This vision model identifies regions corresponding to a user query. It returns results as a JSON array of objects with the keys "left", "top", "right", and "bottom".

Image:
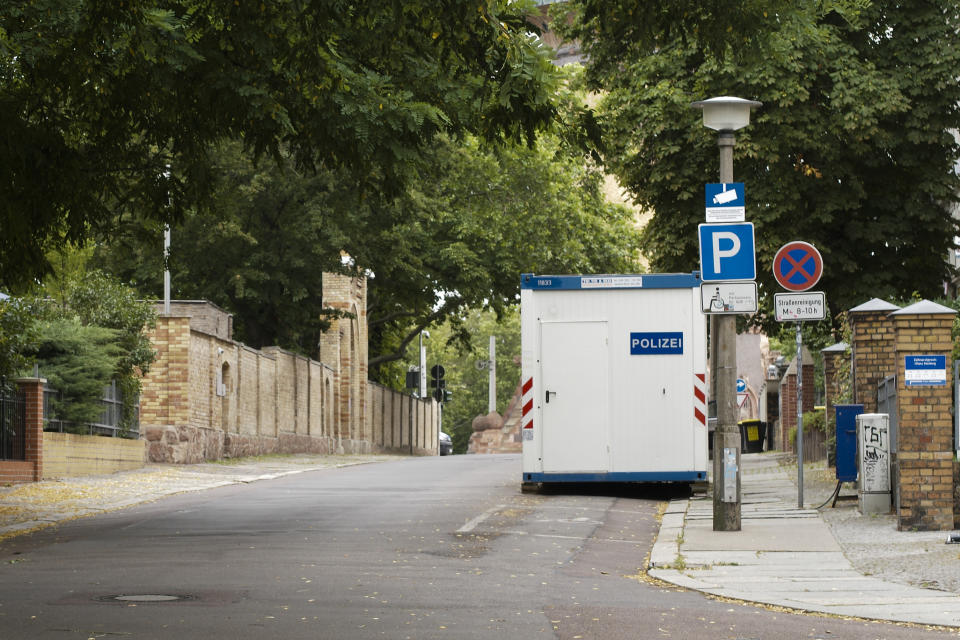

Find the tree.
[
  {"left": 0, "top": 297, "right": 37, "bottom": 387},
  {"left": 96, "top": 125, "right": 643, "bottom": 366},
  {"left": 0, "top": 0, "right": 560, "bottom": 290},
  {"left": 30, "top": 268, "right": 156, "bottom": 433},
  {"left": 410, "top": 307, "right": 521, "bottom": 455},
  {"left": 364, "top": 129, "right": 642, "bottom": 372},
  {"left": 30, "top": 318, "right": 123, "bottom": 431},
  {"left": 558, "top": 1, "right": 960, "bottom": 333}
]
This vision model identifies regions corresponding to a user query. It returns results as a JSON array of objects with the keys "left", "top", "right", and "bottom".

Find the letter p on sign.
[
  {"left": 698, "top": 222, "right": 756, "bottom": 282},
  {"left": 712, "top": 231, "right": 740, "bottom": 273}
]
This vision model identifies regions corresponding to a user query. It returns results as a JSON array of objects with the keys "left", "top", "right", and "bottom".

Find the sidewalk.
[
  {"left": 0, "top": 453, "right": 402, "bottom": 542},
  {"left": 649, "top": 452, "right": 960, "bottom": 627}
]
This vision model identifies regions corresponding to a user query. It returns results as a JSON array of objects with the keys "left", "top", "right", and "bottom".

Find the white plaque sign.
[
  {"left": 774, "top": 291, "right": 826, "bottom": 322},
  {"left": 700, "top": 282, "right": 758, "bottom": 314}
]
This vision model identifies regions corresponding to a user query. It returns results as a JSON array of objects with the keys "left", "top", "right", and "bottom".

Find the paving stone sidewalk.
[
  {"left": 649, "top": 452, "right": 960, "bottom": 628},
  {"left": 0, "top": 454, "right": 402, "bottom": 541}
]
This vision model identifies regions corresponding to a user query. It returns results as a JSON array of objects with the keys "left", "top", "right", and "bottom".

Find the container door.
[{"left": 540, "top": 321, "right": 609, "bottom": 473}]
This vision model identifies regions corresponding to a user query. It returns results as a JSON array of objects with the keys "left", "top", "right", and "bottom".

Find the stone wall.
[
  {"left": 141, "top": 298, "right": 437, "bottom": 463},
  {"left": 367, "top": 383, "right": 439, "bottom": 455},
  {"left": 153, "top": 300, "right": 233, "bottom": 340},
  {"left": 468, "top": 382, "right": 523, "bottom": 454}
]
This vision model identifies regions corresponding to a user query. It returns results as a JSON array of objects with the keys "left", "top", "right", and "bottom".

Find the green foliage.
[
  {"left": 804, "top": 408, "right": 827, "bottom": 435},
  {"left": 31, "top": 318, "right": 122, "bottom": 430},
  {"left": 30, "top": 269, "right": 155, "bottom": 434},
  {"left": 365, "top": 128, "right": 642, "bottom": 373},
  {"left": 0, "top": 0, "right": 561, "bottom": 291},
  {"left": 833, "top": 312, "right": 854, "bottom": 404},
  {"left": 419, "top": 307, "right": 522, "bottom": 454},
  {"left": 96, "top": 121, "right": 642, "bottom": 365},
  {"left": 556, "top": 1, "right": 867, "bottom": 69},
  {"left": 788, "top": 409, "right": 827, "bottom": 447},
  {"left": 96, "top": 141, "right": 342, "bottom": 354},
  {"left": 0, "top": 297, "right": 37, "bottom": 386},
  {"left": 560, "top": 1, "right": 960, "bottom": 338}
]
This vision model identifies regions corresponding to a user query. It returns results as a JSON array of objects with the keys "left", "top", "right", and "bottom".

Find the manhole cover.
[{"left": 98, "top": 594, "right": 196, "bottom": 603}]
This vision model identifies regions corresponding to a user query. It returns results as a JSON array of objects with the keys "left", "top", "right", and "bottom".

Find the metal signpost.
[
  {"left": 772, "top": 240, "right": 825, "bottom": 508},
  {"left": 693, "top": 96, "right": 761, "bottom": 533}
]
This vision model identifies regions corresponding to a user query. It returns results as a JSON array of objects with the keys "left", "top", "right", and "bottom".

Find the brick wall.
[
  {"left": 366, "top": 383, "right": 439, "bottom": 455},
  {"left": 892, "top": 304, "right": 956, "bottom": 531},
  {"left": 0, "top": 378, "right": 45, "bottom": 484},
  {"left": 42, "top": 432, "right": 146, "bottom": 479},
  {"left": 140, "top": 276, "right": 432, "bottom": 463},
  {"left": 155, "top": 300, "right": 232, "bottom": 340},
  {"left": 320, "top": 272, "right": 368, "bottom": 447},
  {"left": 849, "top": 299, "right": 900, "bottom": 412},
  {"left": 777, "top": 350, "right": 815, "bottom": 452}
]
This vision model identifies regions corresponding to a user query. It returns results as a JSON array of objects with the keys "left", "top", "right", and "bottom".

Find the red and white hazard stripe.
[
  {"left": 521, "top": 377, "right": 534, "bottom": 430},
  {"left": 694, "top": 373, "right": 707, "bottom": 428}
]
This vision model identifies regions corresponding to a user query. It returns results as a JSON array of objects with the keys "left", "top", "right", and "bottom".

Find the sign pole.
[
  {"left": 712, "top": 130, "right": 741, "bottom": 532},
  {"left": 796, "top": 321, "right": 804, "bottom": 508},
  {"left": 488, "top": 335, "right": 496, "bottom": 414}
]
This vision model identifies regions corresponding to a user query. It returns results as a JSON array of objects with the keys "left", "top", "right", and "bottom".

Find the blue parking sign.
[{"left": 698, "top": 223, "right": 756, "bottom": 282}]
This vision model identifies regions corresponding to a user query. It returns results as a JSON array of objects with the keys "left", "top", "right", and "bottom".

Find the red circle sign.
[{"left": 772, "top": 241, "right": 823, "bottom": 291}]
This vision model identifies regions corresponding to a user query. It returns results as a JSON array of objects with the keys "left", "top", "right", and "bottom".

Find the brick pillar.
[
  {"left": 849, "top": 298, "right": 901, "bottom": 413},
  {"left": 892, "top": 300, "right": 956, "bottom": 531},
  {"left": 18, "top": 377, "right": 46, "bottom": 481},
  {"left": 777, "top": 347, "right": 815, "bottom": 452},
  {"left": 139, "top": 316, "right": 192, "bottom": 462},
  {"left": 821, "top": 342, "right": 849, "bottom": 463}
]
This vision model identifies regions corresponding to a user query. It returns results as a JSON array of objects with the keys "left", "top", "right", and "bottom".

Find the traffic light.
[
  {"left": 405, "top": 369, "right": 419, "bottom": 390},
  {"left": 430, "top": 365, "right": 447, "bottom": 403},
  {"left": 429, "top": 364, "right": 445, "bottom": 389}
]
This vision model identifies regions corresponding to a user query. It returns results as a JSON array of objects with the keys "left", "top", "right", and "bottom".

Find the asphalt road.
[{"left": 0, "top": 454, "right": 955, "bottom": 639}]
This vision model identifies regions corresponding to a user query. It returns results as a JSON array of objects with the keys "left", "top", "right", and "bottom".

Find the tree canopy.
[
  {"left": 0, "top": 0, "right": 560, "bottom": 290},
  {"left": 558, "top": 0, "right": 960, "bottom": 331},
  {"left": 95, "top": 121, "right": 643, "bottom": 370},
  {"left": 28, "top": 267, "right": 156, "bottom": 433}
]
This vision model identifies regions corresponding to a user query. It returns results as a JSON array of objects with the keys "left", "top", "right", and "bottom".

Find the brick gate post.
[
  {"left": 848, "top": 298, "right": 901, "bottom": 413},
  {"left": 891, "top": 300, "right": 956, "bottom": 531},
  {"left": 17, "top": 377, "right": 46, "bottom": 481}
]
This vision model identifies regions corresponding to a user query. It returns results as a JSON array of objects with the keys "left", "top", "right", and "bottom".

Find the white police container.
[{"left": 520, "top": 273, "right": 708, "bottom": 486}]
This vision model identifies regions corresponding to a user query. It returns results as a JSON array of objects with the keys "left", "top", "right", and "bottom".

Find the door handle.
[{"left": 545, "top": 390, "right": 556, "bottom": 403}]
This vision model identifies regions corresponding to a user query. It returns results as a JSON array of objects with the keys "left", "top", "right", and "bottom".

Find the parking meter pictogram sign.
[{"left": 773, "top": 241, "right": 822, "bottom": 291}]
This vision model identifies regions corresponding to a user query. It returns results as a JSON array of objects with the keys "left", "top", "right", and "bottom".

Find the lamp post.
[
  {"left": 691, "top": 96, "right": 761, "bottom": 532},
  {"left": 419, "top": 330, "right": 430, "bottom": 398}
]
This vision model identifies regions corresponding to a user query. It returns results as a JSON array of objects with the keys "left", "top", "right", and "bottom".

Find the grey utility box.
[{"left": 857, "top": 413, "right": 891, "bottom": 514}]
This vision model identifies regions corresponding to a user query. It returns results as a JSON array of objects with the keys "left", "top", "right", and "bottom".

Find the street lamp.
[
  {"left": 419, "top": 330, "right": 430, "bottom": 398},
  {"left": 691, "top": 96, "right": 761, "bottom": 532}
]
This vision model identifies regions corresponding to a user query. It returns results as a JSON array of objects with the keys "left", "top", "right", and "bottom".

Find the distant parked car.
[{"left": 439, "top": 431, "right": 453, "bottom": 456}]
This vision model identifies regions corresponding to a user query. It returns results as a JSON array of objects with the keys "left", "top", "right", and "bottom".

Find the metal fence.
[
  {"left": 877, "top": 374, "right": 898, "bottom": 453},
  {"left": 43, "top": 381, "right": 139, "bottom": 438},
  {"left": 0, "top": 388, "right": 26, "bottom": 460}
]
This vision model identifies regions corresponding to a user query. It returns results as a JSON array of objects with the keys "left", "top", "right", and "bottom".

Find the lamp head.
[{"left": 691, "top": 96, "right": 762, "bottom": 132}]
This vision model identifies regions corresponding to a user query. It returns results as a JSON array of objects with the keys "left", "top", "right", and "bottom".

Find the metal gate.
[
  {"left": 0, "top": 389, "right": 26, "bottom": 461},
  {"left": 877, "top": 375, "right": 898, "bottom": 453}
]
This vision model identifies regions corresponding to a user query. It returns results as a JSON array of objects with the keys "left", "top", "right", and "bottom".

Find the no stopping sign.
[{"left": 772, "top": 241, "right": 823, "bottom": 291}]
